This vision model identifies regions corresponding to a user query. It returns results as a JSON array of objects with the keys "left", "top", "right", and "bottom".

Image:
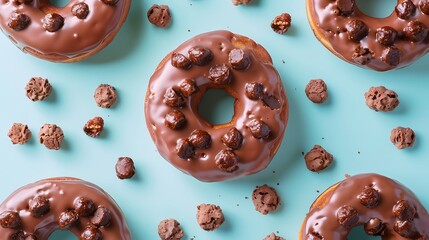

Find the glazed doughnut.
[
  {"left": 306, "top": 0, "right": 429, "bottom": 71},
  {"left": 144, "top": 30, "right": 289, "bottom": 182},
  {"left": 0, "top": 177, "right": 130, "bottom": 239},
  {"left": 300, "top": 173, "right": 429, "bottom": 239},
  {"left": 0, "top": 0, "right": 131, "bottom": 62}
]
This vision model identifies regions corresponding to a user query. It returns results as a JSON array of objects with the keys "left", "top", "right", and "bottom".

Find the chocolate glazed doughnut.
[
  {"left": 306, "top": 0, "right": 429, "bottom": 71},
  {"left": 300, "top": 173, "right": 429, "bottom": 239},
  {"left": 0, "top": 0, "right": 131, "bottom": 62},
  {"left": 144, "top": 30, "right": 289, "bottom": 182},
  {"left": 0, "top": 177, "right": 131, "bottom": 239}
]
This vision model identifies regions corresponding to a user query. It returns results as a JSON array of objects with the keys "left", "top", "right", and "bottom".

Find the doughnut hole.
[
  {"left": 348, "top": 225, "right": 382, "bottom": 239},
  {"left": 49, "top": 230, "right": 78, "bottom": 240},
  {"left": 50, "top": 0, "right": 69, "bottom": 7},
  {"left": 355, "top": 0, "right": 397, "bottom": 18},
  {"left": 198, "top": 89, "right": 236, "bottom": 125}
]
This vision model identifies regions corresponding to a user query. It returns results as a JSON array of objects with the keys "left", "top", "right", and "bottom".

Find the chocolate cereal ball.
[
  {"left": 364, "top": 86, "right": 399, "bottom": 112},
  {"left": 25, "top": 77, "right": 52, "bottom": 101},
  {"left": 115, "top": 157, "right": 135, "bottom": 179},
  {"left": 7, "top": 123, "right": 31, "bottom": 144},
  {"left": 147, "top": 4, "right": 171, "bottom": 28},
  {"left": 390, "top": 127, "right": 415, "bottom": 149},
  {"left": 304, "top": 145, "right": 333, "bottom": 172},
  {"left": 94, "top": 84, "right": 117, "bottom": 108},
  {"left": 263, "top": 233, "right": 285, "bottom": 240},
  {"left": 252, "top": 184, "right": 280, "bottom": 215},
  {"left": 196, "top": 204, "right": 224, "bottom": 231},
  {"left": 305, "top": 79, "right": 328, "bottom": 104},
  {"left": 271, "top": 13, "right": 292, "bottom": 34},
  {"left": 232, "top": 0, "right": 252, "bottom": 5},
  {"left": 158, "top": 219, "right": 184, "bottom": 240},
  {"left": 38, "top": 124, "right": 64, "bottom": 150}
]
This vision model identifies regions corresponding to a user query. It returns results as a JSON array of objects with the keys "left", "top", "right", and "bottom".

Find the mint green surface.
[{"left": 1, "top": 0, "right": 428, "bottom": 239}]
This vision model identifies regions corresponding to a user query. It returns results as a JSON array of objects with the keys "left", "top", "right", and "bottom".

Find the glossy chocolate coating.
[
  {"left": 144, "top": 30, "right": 289, "bottom": 182},
  {"left": 301, "top": 173, "right": 429, "bottom": 239},
  {"left": 307, "top": 0, "right": 429, "bottom": 71},
  {"left": 0, "top": 0, "right": 131, "bottom": 61},
  {"left": 0, "top": 178, "right": 130, "bottom": 239}
]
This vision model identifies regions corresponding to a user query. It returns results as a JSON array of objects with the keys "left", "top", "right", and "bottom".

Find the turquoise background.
[{"left": 1, "top": 0, "right": 428, "bottom": 239}]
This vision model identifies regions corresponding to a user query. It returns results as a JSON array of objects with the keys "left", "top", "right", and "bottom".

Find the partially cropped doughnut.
[
  {"left": 300, "top": 173, "right": 429, "bottom": 239},
  {"left": 0, "top": 177, "right": 130, "bottom": 239},
  {"left": 144, "top": 30, "right": 289, "bottom": 182},
  {"left": 0, "top": 0, "right": 131, "bottom": 62},
  {"left": 306, "top": 0, "right": 429, "bottom": 71}
]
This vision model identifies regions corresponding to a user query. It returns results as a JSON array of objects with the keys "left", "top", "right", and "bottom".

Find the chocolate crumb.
[
  {"left": 83, "top": 116, "right": 104, "bottom": 138},
  {"left": 25, "top": 77, "right": 52, "bottom": 101},
  {"left": 94, "top": 84, "right": 117, "bottom": 108},
  {"left": 147, "top": 4, "right": 171, "bottom": 28},
  {"left": 271, "top": 13, "right": 292, "bottom": 34},
  {"left": 364, "top": 86, "right": 399, "bottom": 112},
  {"left": 263, "top": 233, "right": 285, "bottom": 240},
  {"left": 232, "top": 0, "right": 252, "bottom": 5},
  {"left": 196, "top": 204, "right": 224, "bottom": 231},
  {"left": 305, "top": 79, "right": 328, "bottom": 104},
  {"left": 304, "top": 145, "right": 333, "bottom": 172},
  {"left": 115, "top": 157, "right": 135, "bottom": 179},
  {"left": 158, "top": 219, "right": 184, "bottom": 240},
  {"left": 390, "top": 127, "right": 415, "bottom": 149},
  {"left": 38, "top": 124, "right": 64, "bottom": 150},
  {"left": 352, "top": 46, "right": 373, "bottom": 65},
  {"left": 8, "top": 123, "right": 31, "bottom": 144},
  {"left": 252, "top": 184, "right": 280, "bottom": 215}
]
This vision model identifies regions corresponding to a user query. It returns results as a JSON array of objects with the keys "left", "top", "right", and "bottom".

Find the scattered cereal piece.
[
  {"left": 252, "top": 185, "right": 280, "bottom": 215},
  {"left": 305, "top": 79, "right": 328, "bottom": 104},
  {"left": 25, "top": 77, "right": 52, "bottom": 101},
  {"left": 94, "top": 84, "right": 117, "bottom": 108},
  {"left": 364, "top": 86, "right": 399, "bottom": 112},
  {"left": 390, "top": 127, "right": 415, "bottom": 149},
  {"left": 147, "top": 4, "right": 171, "bottom": 28},
  {"left": 304, "top": 145, "right": 333, "bottom": 172},
  {"left": 232, "top": 0, "right": 252, "bottom": 5},
  {"left": 38, "top": 124, "right": 64, "bottom": 150},
  {"left": 271, "top": 13, "right": 292, "bottom": 34},
  {"left": 263, "top": 233, "right": 285, "bottom": 240},
  {"left": 196, "top": 204, "right": 224, "bottom": 231},
  {"left": 158, "top": 219, "right": 184, "bottom": 240},
  {"left": 83, "top": 116, "right": 104, "bottom": 138},
  {"left": 115, "top": 157, "right": 135, "bottom": 179},
  {"left": 8, "top": 123, "right": 31, "bottom": 144}
]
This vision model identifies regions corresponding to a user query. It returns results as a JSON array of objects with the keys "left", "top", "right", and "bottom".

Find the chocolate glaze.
[
  {"left": 0, "top": 178, "right": 131, "bottom": 239},
  {"left": 307, "top": 0, "right": 429, "bottom": 71},
  {"left": 0, "top": 0, "right": 131, "bottom": 61},
  {"left": 301, "top": 173, "right": 429, "bottom": 239},
  {"left": 144, "top": 30, "right": 289, "bottom": 182}
]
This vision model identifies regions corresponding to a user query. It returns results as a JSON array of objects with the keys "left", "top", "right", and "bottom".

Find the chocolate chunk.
[
  {"left": 263, "top": 233, "right": 285, "bottom": 240},
  {"left": 42, "top": 13, "right": 64, "bottom": 32},
  {"left": 376, "top": 26, "right": 398, "bottom": 46},
  {"left": 358, "top": 186, "right": 380, "bottom": 208},
  {"left": 178, "top": 78, "right": 197, "bottom": 97},
  {"left": 352, "top": 46, "right": 373, "bottom": 65},
  {"left": 304, "top": 145, "right": 333, "bottom": 172},
  {"left": 0, "top": 211, "right": 21, "bottom": 229},
  {"left": 403, "top": 21, "right": 428, "bottom": 42},
  {"left": 420, "top": 0, "right": 429, "bottom": 14},
  {"left": 29, "top": 196, "right": 50, "bottom": 217},
  {"left": 165, "top": 110, "right": 187, "bottom": 130},
  {"left": 188, "top": 130, "right": 211, "bottom": 149},
  {"left": 215, "top": 149, "right": 238, "bottom": 172},
  {"left": 93, "top": 84, "right": 117, "bottom": 108},
  {"left": 38, "top": 124, "right": 64, "bottom": 150},
  {"left": 393, "top": 220, "right": 420, "bottom": 238},
  {"left": 221, "top": 127, "right": 243, "bottom": 149},
  {"left": 246, "top": 119, "right": 270, "bottom": 139},
  {"left": 176, "top": 138, "right": 195, "bottom": 159},
  {"left": 305, "top": 79, "right": 328, "bottom": 104},
  {"left": 396, "top": 0, "right": 416, "bottom": 19},
  {"left": 164, "top": 88, "right": 185, "bottom": 107},
  {"left": 8, "top": 12, "right": 30, "bottom": 31},
  {"left": 364, "top": 86, "right": 399, "bottom": 112},
  {"left": 364, "top": 218, "right": 385, "bottom": 236},
  {"left": 90, "top": 207, "right": 111, "bottom": 227},
  {"left": 115, "top": 157, "right": 136, "bottom": 179},
  {"left": 73, "top": 197, "right": 96, "bottom": 217},
  {"left": 229, "top": 48, "right": 250, "bottom": 70},
  {"left": 188, "top": 46, "right": 213, "bottom": 66},
  {"left": 346, "top": 19, "right": 369, "bottom": 42},
  {"left": 171, "top": 53, "right": 192, "bottom": 70},
  {"left": 147, "top": 4, "right": 171, "bottom": 28},
  {"left": 252, "top": 184, "right": 280, "bottom": 215},
  {"left": 393, "top": 200, "right": 416, "bottom": 221},
  {"left": 196, "top": 204, "right": 224, "bottom": 231},
  {"left": 381, "top": 46, "right": 401, "bottom": 66},
  {"left": 390, "top": 127, "right": 415, "bottom": 149},
  {"left": 83, "top": 116, "right": 104, "bottom": 138},
  {"left": 157, "top": 219, "right": 184, "bottom": 240},
  {"left": 245, "top": 82, "right": 264, "bottom": 100},
  {"left": 208, "top": 64, "right": 232, "bottom": 85},
  {"left": 336, "top": 0, "right": 354, "bottom": 16},
  {"left": 71, "top": 2, "right": 89, "bottom": 19},
  {"left": 101, "top": 0, "right": 118, "bottom": 5},
  {"left": 232, "top": 0, "right": 252, "bottom": 5},
  {"left": 58, "top": 210, "right": 79, "bottom": 229},
  {"left": 25, "top": 77, "right": 52, "bottom": 101},
  {"left": 8, "top": 123, "right": 31, "bottom": 145},
  {"left": 81, "top": 225, "right": 103, "bottom": 240},
  {"left": 306, "top": 232, "right": 323, "bottom": 240},
  {"left": 271, "top": 13, "right": 292, "bottom": 34},
  {"left": 336, "top": 205, "right": 359, "bottom": 228}
]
